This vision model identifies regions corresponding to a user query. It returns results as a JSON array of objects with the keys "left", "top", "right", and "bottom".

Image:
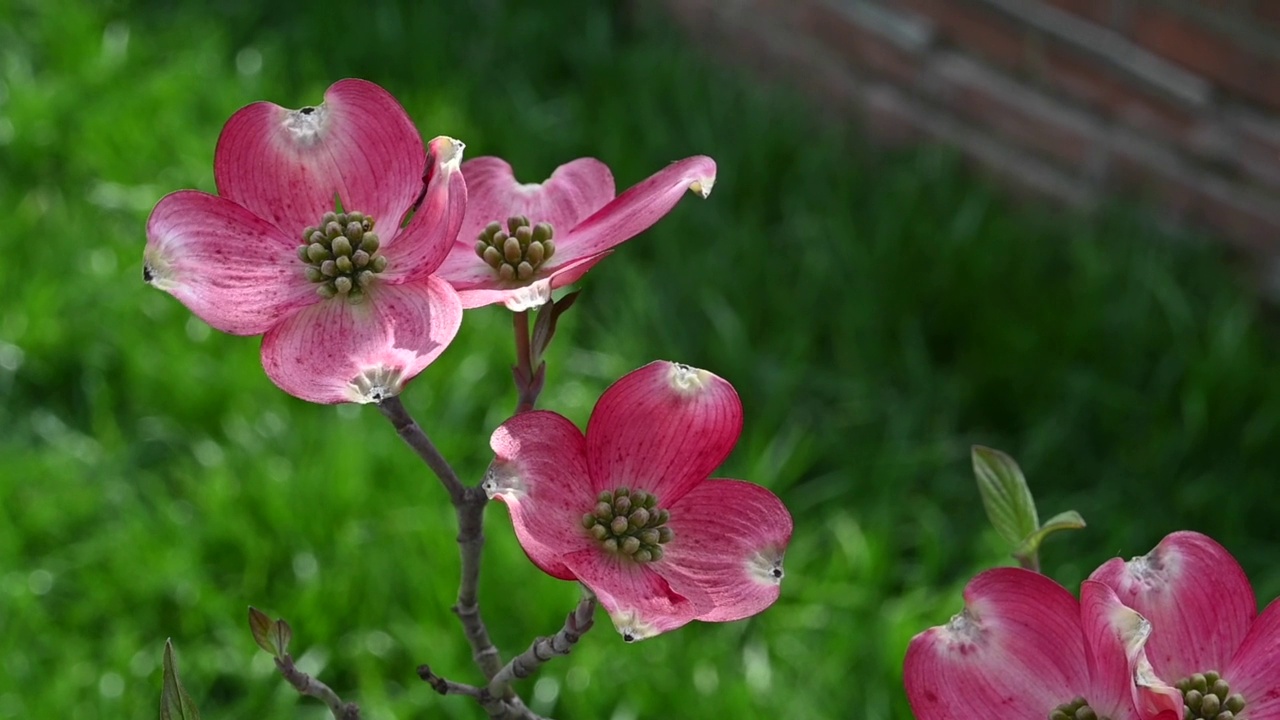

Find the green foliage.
[{"left": 2, "top": 0, "right": 1280, "bottom": 719}]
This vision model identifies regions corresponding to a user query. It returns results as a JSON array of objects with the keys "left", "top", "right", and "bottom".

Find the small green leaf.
[
  {"left": 160, "top": 639, "right": 200, "bottom": 720},
  {"left": 248, "top": 607, "right": 277, "bottom": 656},
  {"left": 1014, "top": 510, "right": 1087, "bottom": 560},
  {"left": 972, "top": 446, "right": 1039, "bottom": 549},
  {"left": 272, "top": 618, "right": 293, "bottom": 657}
]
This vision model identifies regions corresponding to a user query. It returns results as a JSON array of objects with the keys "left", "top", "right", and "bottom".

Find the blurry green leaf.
[
  {"left": 972, "top": 446, "right": 1039, "bottom": 549},
  {"left": 1014, "top": 510, "right": 1087, "bottom": 560},
  {"left": 248, "top": 607, "right": 276, "bottom": 656},
  {"left": 160, "top": 639, "right": 200, "bottom": 720}
]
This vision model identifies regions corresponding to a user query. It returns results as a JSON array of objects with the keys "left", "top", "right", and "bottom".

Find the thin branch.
[
  {"left": 378, "top": 395, "right": 503, "bottom": 680},
  {"left": 454, "top": 486, "right": 505, "bottom": 680},
  {"left": 487, "top": 591, "right": 598, "bottom": 698},
  {"left": 418, "top": 666, "right": 550, "bottom": 720},
  {"left": 276, "top": 653, "right": 361, "bottom": 720},
  {"left": 377, "top": 396, "right": 466, "bottom": 504}
]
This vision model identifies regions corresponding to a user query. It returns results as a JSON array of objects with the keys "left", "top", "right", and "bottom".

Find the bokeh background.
[{"left": 3, "top": 0, "right": 1280, "bottom": 718}]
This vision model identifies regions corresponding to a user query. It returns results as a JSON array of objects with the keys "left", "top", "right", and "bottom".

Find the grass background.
[{"left": 3, "top": 0, "right": 1280, "bottom": 718}]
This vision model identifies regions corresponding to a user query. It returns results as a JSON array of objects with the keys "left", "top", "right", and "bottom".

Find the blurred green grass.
[{"left": 2, "top": 0, "right": 1280, "bottom": 718}]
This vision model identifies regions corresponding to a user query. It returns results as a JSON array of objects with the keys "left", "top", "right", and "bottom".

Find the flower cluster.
[
  {"left": 144, "top": 79, "right": 791, "bottom": 649},
  {"left": 144, "top": 79, "right": 716, "bottom": 403},
  {"left": 906, "top": 531, "right": 1280, "bottom": 720}
]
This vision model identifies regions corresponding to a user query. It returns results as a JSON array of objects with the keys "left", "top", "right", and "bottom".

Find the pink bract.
[
  {"left": 435, "top": 154, "right": 717, "bottom": 311},
  {"left": 905, "top": 567, "right": 1181, "bottom": 720},
  {"left": 1091, "top": 531, "right": 1280, "bottom": 719},
  {"left": 482, "top": 361, "right": 792, "bottom": 641},
  {"left": 143, "top": 79, "right": 465, "bottom": 404}
]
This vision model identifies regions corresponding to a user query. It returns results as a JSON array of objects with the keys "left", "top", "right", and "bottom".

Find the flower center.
[
  {"left": 1049, "top": 696, "right": 1111, "bottom": 720},
  {"left": 297, "top": 211, "right": 387, "bottom": 303},
  {"left": 580, "top": 487, "right": 674, "bottom": 563},
  {"left": 1174, "top": 671, "right": 1246, "bottom": 719},
  {"left": 474, "top": 215, "right": 556, "bottom": 282}
]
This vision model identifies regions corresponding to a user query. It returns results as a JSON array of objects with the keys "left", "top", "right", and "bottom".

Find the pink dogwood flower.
[
  {"left": 905, "top": 567, "right": 1181, "bottom": 720},
  {"left": 1091, "top": 531, "right": 1280, "bottom": 719},
  {"left": 144, "top": 79, "right": 465, "bottom": 404},
  {"left": 482, "top": 360, "right": 792, "bottom": 641},
  {"left": 434, "top": 154, "right": 716, "bottom": 310}
]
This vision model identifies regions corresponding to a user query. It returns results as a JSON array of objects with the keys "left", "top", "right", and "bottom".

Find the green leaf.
[
  {"left": 1014, "top": 510, "right": 1087, "bottom": 560},
  {"left": 971, "top": 446, "right": 1039, "bottom": 549},
  {"left": 248, "top": 606, "right": 277, "bottom": 656},
  {"left": 160, "top": 639, "right": 200, "bottom": 720}
]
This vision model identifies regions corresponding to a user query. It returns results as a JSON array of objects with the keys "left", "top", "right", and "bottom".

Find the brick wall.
[{"left": 658, "top": 0, "right": 1280, "bottom": 265}]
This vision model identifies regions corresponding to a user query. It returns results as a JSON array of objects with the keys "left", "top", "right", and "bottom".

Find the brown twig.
[
  {"left": 275, "top": 653, "right": 361, "bottom": 720},
  {"left": 487, "top": 590, "right": 597, "bottom": 698}
]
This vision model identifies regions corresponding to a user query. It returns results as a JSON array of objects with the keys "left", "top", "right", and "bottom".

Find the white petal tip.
[
  {"left": 688, "top": 177, "right": 715, "bottom": 199},
  {"left": 747, "top": 547, "right": 786, "bottom": 586},
  {"left": 344, "top": 365, "right": 406, "bottom": 404},
  {"left": 611, "top": 610, "right": 659, "bottom": 643},
  {"left": 501, "top": 280, "right": 553, "bottom": 312},
  {"left": 666, "top": 362, "right": 713, "bottom": 395},
  {"left": 282, "top": 104, "right": 328, "bottom": 147},
  {"left": 429, "top": 136, "right": 466, "bottom": 172},
  {"left": 480, "top": 459, "right": 526, "bottom": 500}
]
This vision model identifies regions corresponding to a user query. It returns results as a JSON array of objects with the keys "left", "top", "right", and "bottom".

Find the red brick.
[
  {"left": 1043, "top": 0, "right": 1117, "bottom": 28},
  {"left": 1129, "top": 7, "right": 1280, "bottom": 111},
  {"left": 922, "top": 52, "right": 1104, "bottom": 169},
  {"left": 1039, "top": 44, "right": 1195, "bottom": 139},
  {"left": 797, "top": 3, "right": 927, "bottom": 86},
  {"left": 896, "top": 0, "right": 1030, "bottom": 69}
]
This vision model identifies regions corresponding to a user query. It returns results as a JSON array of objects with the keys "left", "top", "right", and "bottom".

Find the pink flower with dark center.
[
  {"left": 905, "top": 567, "right": 1182, "bottom": 720},
  {"left": 434, "top": 154, "right": 716, "bottom": 310},
  {"left": 144, "top": 79, "right": 466, "bottom": 404},
  {"left": 482, "top": 361, "right": 792, "bottom": 641},
  {"left": 1091, "top": 531, "right": 1280, "bottom": 719}
]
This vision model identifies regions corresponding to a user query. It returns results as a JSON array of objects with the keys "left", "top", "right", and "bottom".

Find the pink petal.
[
  {"left": 214, "top": 78, "right": 424, "bottom": 240},
  {"left": 586, "top": 361, "right": 742, "bottom": 506},
  {"left": 484, "top": 411, "right": 595, "bottom": 581},
  {"left": 1080, "top": 581, "right": 1181, "bottom": 720},
  {"left": 560, "top": 547, "right": 710, "bottom": 641},
  {"left": 658, "top": 479, "right": 792, "bottom": 623},
  {"left": 547, "top": 155, "right": 716, "bottom": 267},
  {"left": 1227, "top": 597, "right": 1280, "bottom": 717},
  {"left": 380, "top": 136, "right": 468, "bottom": 284},
  {"left": 904, "top": 568, "right": 1089, "bottom": 720},
  {"left": 259, "top": 277, "right": 461, "bottom": 404},
  {"left": 1089, "top": 531, "right": 1257, "bottom": 680},
  {"left": 455, "top": 156, "right": 614, "bottom": 253},
  {"left": 144, "top": 190, "right": 317, "bottom": 335}
]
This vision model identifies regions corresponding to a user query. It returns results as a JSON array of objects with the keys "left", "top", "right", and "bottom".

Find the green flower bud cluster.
[
  {"left": 474, "top": 215, "right": 556, "bottom": 282},
  {"left": 1048, "top": 696, "right": 1110, "bottom": 720},
  {"left": 581, "top": 487, "right": 674, "bottom": 563},
  {"left": 297, "top": 211, "right": 387, "bottom": 303},
  {"left": 1176, "top": 671, "right": 1245, "bottom": 719}
]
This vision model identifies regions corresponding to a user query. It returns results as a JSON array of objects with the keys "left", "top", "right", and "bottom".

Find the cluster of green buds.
[
  {"left": 1175, "top": 671, "right": 1245, "bottom": 719},
  {"left": 297, "top": 211, "right": 387, "bottom": 303},
  {"left": 1048, "top": 696, "right": 1109, "bottom": 720},
  {"left": 474, "top": 215, "right": 556, "bottom": 282},
  {"left": 582, "top": 487, "right": 674, "bottom": 563}
]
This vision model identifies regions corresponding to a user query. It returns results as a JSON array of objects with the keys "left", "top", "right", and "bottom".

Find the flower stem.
[
  {"left": 486, "top": 589, "right": 598, "bottom": 699},
  {"left": 377, "top": 396, "right": 503, "bottom": 679},
  {"left": 276, "top": 653, "right": 361, "bottom": 720},
  {"left": 512, "top": 310, "right": 539, "bottom": 413}
]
